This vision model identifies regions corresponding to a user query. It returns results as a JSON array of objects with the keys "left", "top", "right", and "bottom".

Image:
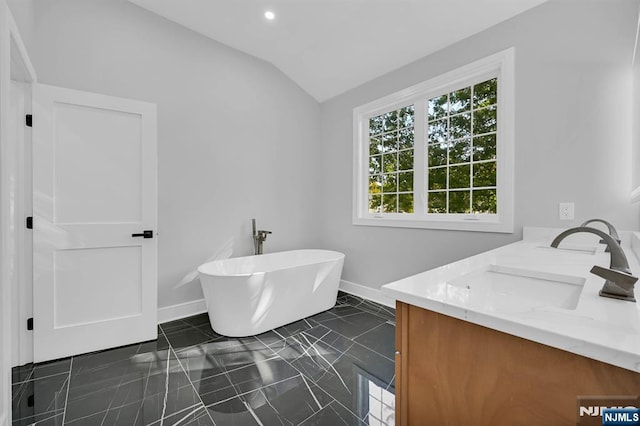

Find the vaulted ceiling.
[{"left": 127, "top": 0, "right": 548, "bottom": 102}]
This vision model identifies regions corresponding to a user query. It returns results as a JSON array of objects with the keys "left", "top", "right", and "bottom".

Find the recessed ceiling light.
[{"left": 264, "top": 11, "right": 275, "bottom": 20}]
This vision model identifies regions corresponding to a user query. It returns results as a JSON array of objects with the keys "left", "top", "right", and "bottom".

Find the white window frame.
[{"left": 353, "top": 47, "right": 515, "bottom": 233}]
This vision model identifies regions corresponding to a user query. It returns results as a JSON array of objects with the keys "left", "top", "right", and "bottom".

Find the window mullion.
[
  {"left": 413, "top": 101, "right": 426, "bottom": 215},
  {"left": 470, "top": 85, "right": 475, "bottom": 214}
]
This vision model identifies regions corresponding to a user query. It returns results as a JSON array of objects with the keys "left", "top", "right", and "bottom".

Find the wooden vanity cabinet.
[{"left": 395, "top": 302, "right": 640, "bottom": 426}]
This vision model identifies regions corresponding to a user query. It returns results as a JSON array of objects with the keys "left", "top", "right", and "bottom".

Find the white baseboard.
[
  {"left": 0, "top": 412, "right": 6, "bottom": 426},
  {"left": 158, "top": 299, "right": 208, "bottom": 324},
  {"left": 339, "top": 280, "right": 396, "bottom": 308}
]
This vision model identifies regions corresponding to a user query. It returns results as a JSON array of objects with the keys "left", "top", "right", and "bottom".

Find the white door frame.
[
  {"left": 11, "top": 81, "right": 32, "bottom": 367},
  {"left": 0, "top": 1, "right": 37, "bottom": 424}
]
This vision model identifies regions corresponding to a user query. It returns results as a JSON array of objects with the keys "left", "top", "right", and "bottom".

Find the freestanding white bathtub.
[{"left": 197, "top": 249, "right": 345, "bottom": 337}]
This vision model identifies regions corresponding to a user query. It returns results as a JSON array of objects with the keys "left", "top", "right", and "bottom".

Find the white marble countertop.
[{"left": 381, "top": 227, "right": 640, "bottom": 373}]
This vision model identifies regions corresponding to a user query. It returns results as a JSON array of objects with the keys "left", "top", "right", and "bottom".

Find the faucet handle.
[
  {"left": 598, "top": 238, "right": 620, "bottom": 252},
  {"left": 590, "top": 265, "right": 638, "bottom": 293},
  {"left": 257, "top": 230, "right": 272, "bottom": 240}
]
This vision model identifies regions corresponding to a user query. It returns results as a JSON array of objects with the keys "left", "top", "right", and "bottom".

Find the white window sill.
[{"left": 353, "top": 215, "right": 513, "bottom": 233}]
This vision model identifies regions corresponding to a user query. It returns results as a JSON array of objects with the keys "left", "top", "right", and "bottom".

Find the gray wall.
[
  {"left": 633, "top": 4, "right": 640, "bottom": 195},
  {"left": 318, "top": 0, "right": 640, "bottom": 289},
  {"left": 9, "top": 0, "right": 322, "bottom": 309}
]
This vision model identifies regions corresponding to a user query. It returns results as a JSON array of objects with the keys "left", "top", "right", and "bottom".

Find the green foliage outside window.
[
  {"left": 369, "top": 106, "right": 415, "bottom": 214},
  {"left": 426, "top": 78, "right": 498, "bottom": 214},
  {"left": 366, "top": 78, "right": 498, "bottom": 216}
]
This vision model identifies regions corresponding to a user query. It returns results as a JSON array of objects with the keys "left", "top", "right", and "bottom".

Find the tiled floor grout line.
[
  {"left": 10, "top": 381, "right": 29, "bottom": 407},
  {"left": 160, "top": 343, "right": 171, "bottom": 424},
  {"left": 218, "top": 351, "right": 262, "bottom": 408},
  {"left": 322, "top": 300, "right": 395, "bottom": 324},
  {"left": 298, "top": 342, "right": 351, "bottom": 395},
  {"left": 340, "top": 296, "right": 396, "bottom": 321},
  {"left": 11, "top": 408, "right": 65, "bottom": 423},
  {"left": 331, "top": 400, "right": 367, "bottom": 426},
  {"left": 386, "top": 374, "right": 396, "bottom": 392},
  {"left": 12, "top": 369, "right": 70, "bottom": 386},
  {"left": 170, "top": 333, "right": 272, "bottom": 363},
  {"left": 166, "top": 336, "right": 220, "bottom": 355},
  {"left": 353, "top": 307, "right": 395, "bottom": 322},
  {"left": 354, "top": 344, "right": 395, "bottom": 364},
  {"left": 164, "top": 403, "right": 205, "bottom": 426},
  {"left": 351, "top": 321, "right": 387, "bottom": 340},
  {"left": 302, "top": 321, "right": 394, "bottom": 363},
  {"left": 11, "top": 368, "right": 34, "bottom": 386},
  {"left": 329, "top": 398, "right": 367, "bottom": 425},
  {"left": 206, "top": 374, "right": 309, "bottom": 411},
  {"left": 268, "top": 338, "right": 325, "bottom": 377},
  {"left": 198, "top": 353, "right": 281, "bottom": 378},
  {"left": 165, "top": 323, "right": 216, "bottom": 338},
  {"left": 61, "top": 357, "right": 73, "bottom": 425},
  {"left": 131, "top": 347, "right": 159, "bottom": 425},
  {"left": 325, "top": 311, "right": 365, "bottom": 320},
  {"left": 272, "top": 353, "right": 346, "bottom": 423},
  {"left": 159, "top": 325, "right": 219, "bottom": 426},
  {"left": 143, "top": 402, "right": 205, "bottom": 426}
]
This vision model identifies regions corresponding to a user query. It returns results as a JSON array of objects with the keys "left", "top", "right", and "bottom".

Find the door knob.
[{"left": 131, "top": 230, "right": 153, "bottom": 238}]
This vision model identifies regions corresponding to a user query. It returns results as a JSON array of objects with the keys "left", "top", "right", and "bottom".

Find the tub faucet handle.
[
  {"left": 252, "top": 223, "right": 272, "bottom": 255},
  {"left": 257, "top": 229, "right": 272, "bottom": 242}
]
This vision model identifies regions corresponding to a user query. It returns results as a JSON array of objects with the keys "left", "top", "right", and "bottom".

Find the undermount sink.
[
  {"left": 447, "top": 264, "right": 585, "bottom": 310},
  {"left": 536, "top": 245, "right": 598, "bottom": 255}
]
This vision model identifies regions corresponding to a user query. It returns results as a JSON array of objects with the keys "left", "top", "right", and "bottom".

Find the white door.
[{"left": 32, "top": 84, "right": 157, "bottom": 363}]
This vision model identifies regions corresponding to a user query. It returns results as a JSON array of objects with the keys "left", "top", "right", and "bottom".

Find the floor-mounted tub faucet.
[
  {"left": 252, "top": 218, "right": 272, "bottom": 255},
  {"left": 551, "top": 226, "right": 637, "bottom": 302},
  {"left": 580, "top": 218, "right": 620, "bottom": 252}
]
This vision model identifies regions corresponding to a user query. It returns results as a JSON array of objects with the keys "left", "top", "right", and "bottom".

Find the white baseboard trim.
[
  {"left": 339, "top": 280, "right": 396, "bottom": 308},
  {"left": 158, "top": 298, "right": 208, "bottom": 324},
  {"left": 0, "top": 412, "right": 6, "bottom": 426}
]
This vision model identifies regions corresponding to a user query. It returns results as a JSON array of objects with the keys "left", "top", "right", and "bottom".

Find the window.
[
  {"left": 368, "top": 106, "right": 415, "bottom": 214},
  {"left": 426, "top": 78, "right": 497, "bottom": 215},
  {"left": 353, "top": 48, "right": 514, "bottom": 233}
]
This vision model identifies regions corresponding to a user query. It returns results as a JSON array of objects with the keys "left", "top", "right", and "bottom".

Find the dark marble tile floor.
[{"left": 12, "top": 292, "right": 396, "bottom": 425}]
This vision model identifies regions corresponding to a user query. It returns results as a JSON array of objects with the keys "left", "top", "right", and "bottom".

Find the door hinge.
[
  {"left": 27, "top": 317, "right": 33, "bottom": 331},
  {"left": 26, "top": 216, "right": 33, "bottom": 229},
  {"left": 25, "top": 114, "right": 32, "bottom": 127}
]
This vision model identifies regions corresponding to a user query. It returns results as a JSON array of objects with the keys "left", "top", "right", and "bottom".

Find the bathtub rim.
[{"left": 197, "top": 249, "right": 345, "bottom": 278}]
